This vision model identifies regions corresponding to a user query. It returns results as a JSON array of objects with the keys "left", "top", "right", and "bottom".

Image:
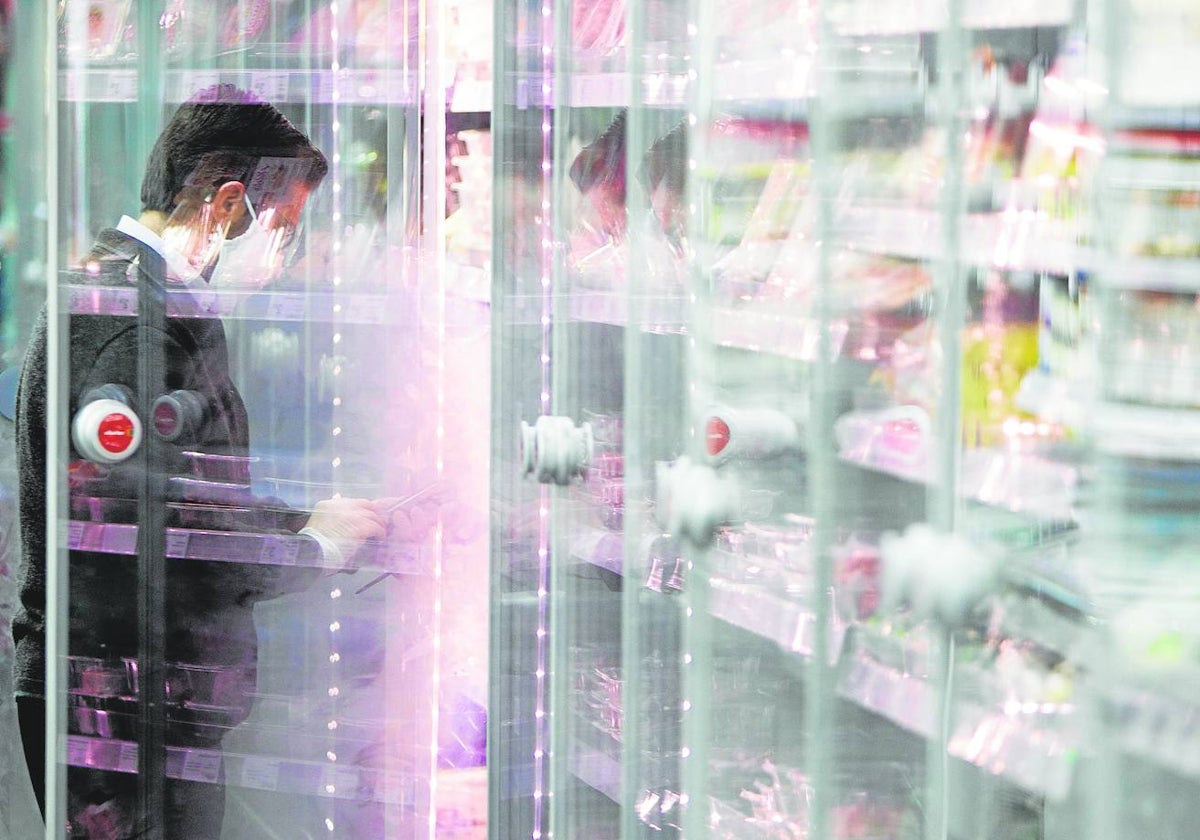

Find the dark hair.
[{"left": 140, "top": 85, "right": 329, "bottom": 214}]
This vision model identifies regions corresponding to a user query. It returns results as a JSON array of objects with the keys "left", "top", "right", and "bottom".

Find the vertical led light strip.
[
  {"left": 805, "top": 2, "right": 839, "bottom": 834},
  {"left": 421, "top": 0, "right": 449, "bottom": 834},
  {"left": 928, "top": 3, "right": 968, "bottom": 839},
  {"left": 678, "top": 0, "right": 715, "bottom": 833},
  {"left": 532, "top": 0, "right": 555, "bottom": 836},
  {"left": 323, "top": 5, "right": 345, "bottom": 836}
]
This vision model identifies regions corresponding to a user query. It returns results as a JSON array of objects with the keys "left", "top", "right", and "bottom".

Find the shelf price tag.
[
  {"left": 111, "top": 289, "right": 137, "bottom": 316},
  {"left": 261, "top": 536, "right": 301, "bottom": 566},
  {"left": 182, "top": 749, "right": 223, "bottom": 784},
  {"left": 571, "top": 75, "right": 615, "bottom": 105},
  {"left": 63, "top": 71, "right": 79, "bottom": 102},
  {"left": 106, "top": 71, "right": 137, "bottom": 102},
  {"left": 314, "top": 71, "right": 335, "bottom": 103},
  {"left": 118, "top": 742, "right": 139, "bottom": 774},
  {"left": 67, "top": 737, "right": 88, "bottom": 767},
  {"left": 165, "top": 531, "right": 190, "bottom": 558},
  {"left": 68, "top": 520, "right": 85, "bottom": 549},
  {"left": 190, "top": 290, "right": 223, "bottom": 317},
  {"left": 187, "top": 71, "right": 220, "bottom": 99},
  {"left": 790, "top": 612, "right": 815, "bottom": 657},
  {"left": 345, "top": 294, "right": 386, "bottom": 323},
  {"left": 68, "top": 287, "right": 90, "bottom": 313},
  {"left": 251, "top": 71, "right": 289, "bottom": 103},
  {"left": 266, "top": 294, "right": 307, "bottom": 320},
  {"left": 241, "top": 756, "right": 282, "bottom": 791}
]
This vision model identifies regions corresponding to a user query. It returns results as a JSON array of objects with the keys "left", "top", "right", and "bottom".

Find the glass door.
[
  {"left": 625, "top": 1, "right": 1091, "bottom": 839},
  {"left": 1077, "top": 1, "right": 1200, "bottom": 838},
  {"left": 36, "top": 2, "right": 485, "bottom": 837},
  {"left": 491, "top": 0, "right": 634, "bottom": 836}
]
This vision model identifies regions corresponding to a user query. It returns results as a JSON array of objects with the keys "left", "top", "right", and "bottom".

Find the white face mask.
[
  {"left": 159, "top": 202, "right": 229, "bottom": 285},
  {"left": 209, "top": 196, "right": 298, "bottom": 289},
  {"left": 162, "top": 245, "right": 209, "bottom": 286}
]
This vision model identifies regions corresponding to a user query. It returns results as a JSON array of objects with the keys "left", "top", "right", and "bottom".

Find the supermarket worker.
[{"left": 11, "top": 85, "right": 390, "bottom": 838}]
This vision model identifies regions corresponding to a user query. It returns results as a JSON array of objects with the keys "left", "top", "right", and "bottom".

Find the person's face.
[
  {"left": 160, "top": 178, "right": 313, "bottom": 282},
  {"left": 226, "top": 179, "right": 313, "bottom": 243}
]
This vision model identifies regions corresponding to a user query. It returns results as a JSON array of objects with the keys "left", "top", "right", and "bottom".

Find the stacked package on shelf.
[
  {"left": 567, "top": 113, "right": 690, "bottom": 295},
  {"left": 821, "top": 40, "right": 1109, "bottom": 520},
  {"left": 447, "top": 0, "right": 493, "bottom": 113},
  {"left": 572, "top": 0, "right": 625, "bottom": 59},
  {"left": 1097, "top": 130, "right": 1200, "bottom": 414},
  {"left": 446, "top": 130, "right": 492, "bottom": 302},
  {"left": 1090, "top": 0, "right": 1200, "bottom": 435},
  {"left": 157, "top": 0, "right": 422, "bottom": 66},
  {"left": 709, "top": 760, "right": 920, "bottom": 840},
  {"left": 1012, "top": 33, "right": 1104, "bottom": 431},
  {"left": 1077, "top": 3, "right": 1200, "bottom": 736}
]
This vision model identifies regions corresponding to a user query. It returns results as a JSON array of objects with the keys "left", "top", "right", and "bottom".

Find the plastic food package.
[{"left": 572, "top": 0, "right": 625, "bottom": 56}]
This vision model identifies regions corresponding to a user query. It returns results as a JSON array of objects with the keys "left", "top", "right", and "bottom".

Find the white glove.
[{"left": 300, "top": 496, "right": 389, "bottom": 569}]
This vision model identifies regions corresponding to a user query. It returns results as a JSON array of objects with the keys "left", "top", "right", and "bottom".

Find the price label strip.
[
  {"left": 181, "top": 749, "right": 223, "bottom": 784},
  {"left": 165, "top": 531, "right": 190, "bottom": 558},
  {"left": 241, "top": 756, "right": 282, "bottom": 791},
  {"left": 118, "top": 741, "right": 139, "bottom": 774},
  {"left": 261, "top": 535, "right": 301, "bottom": 566}
]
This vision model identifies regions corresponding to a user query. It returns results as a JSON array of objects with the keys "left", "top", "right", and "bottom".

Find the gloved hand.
[{"left": 300, "top": 496, "right": 389, "bottom": 569}]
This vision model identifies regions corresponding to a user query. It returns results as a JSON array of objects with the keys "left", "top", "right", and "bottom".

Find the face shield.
[{"left": 159, "top": 154, "right": 318, "bottom": 288}]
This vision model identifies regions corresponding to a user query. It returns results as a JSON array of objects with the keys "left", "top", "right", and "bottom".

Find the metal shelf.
[
  {"left": 838, "top": 641, "right": 1078, "bottom": 802},
  {"left": 1110, "top": 106, "right": 1200, "bottom": 132},
  {"left": 66, "top": 284, "right": 393, "bottom": 324},
  {"left": 509, "top": 64, "right": 918, "bottom": 115},
  {"left": 948, "top": 699, "right": 1077, "bottom": 801},
  {"left": 66, "top": 736, "right": 416, "bottom": 804},
  {"left": 709, "top": 576, "right": 847, "bottom": 663},
  {"left": 568, "top": 291, "right": 847, "bottom": 362},
  {"left": 1091, "top": 402, "right": 1200, "bottom": 462},
  {"left": 830, "top": 0, "right": 1074, "bottom": 34},
  {"left": 510, "top": 70, "right": 685, "bottom": 110},
  {"left": 568, "top": 525, "right": 625, "bottom": 577},
  {"left": 1089, "top": 255, "right": 1200, "bottom": 293},
  {"left": 60, "top": 67, "right": 417, "bottom": 105},
  {"left": 714, "top": 63, "right": 923, "bottom": 119},
  {"left": 840, "top": 207, "right": 1078, "bottom": 275},
  {"left": 838, "top": 440, "right": 1079, "bottom": 522},
  {"left": 1018, "top": 373, "right": 1200, "bottom": 462},
  {"left": 68, "top": 520, "right": 431, "bottom": 576}
]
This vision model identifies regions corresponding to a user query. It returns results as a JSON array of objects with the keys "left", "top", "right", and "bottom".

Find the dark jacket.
[{"left": 13, "top": 228, "right": 316, "bottom": 702}]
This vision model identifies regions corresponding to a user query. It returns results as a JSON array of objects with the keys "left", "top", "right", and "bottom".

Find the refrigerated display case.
[
  {"left": 492, "top": 0, "right": 1200, "bottom": 838},
  {"left": 22, "top": 2, "right": 491, "bottom": 837},
  {"left": 1078, "top": 3, "right": 1200, "bottom": 840}
]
